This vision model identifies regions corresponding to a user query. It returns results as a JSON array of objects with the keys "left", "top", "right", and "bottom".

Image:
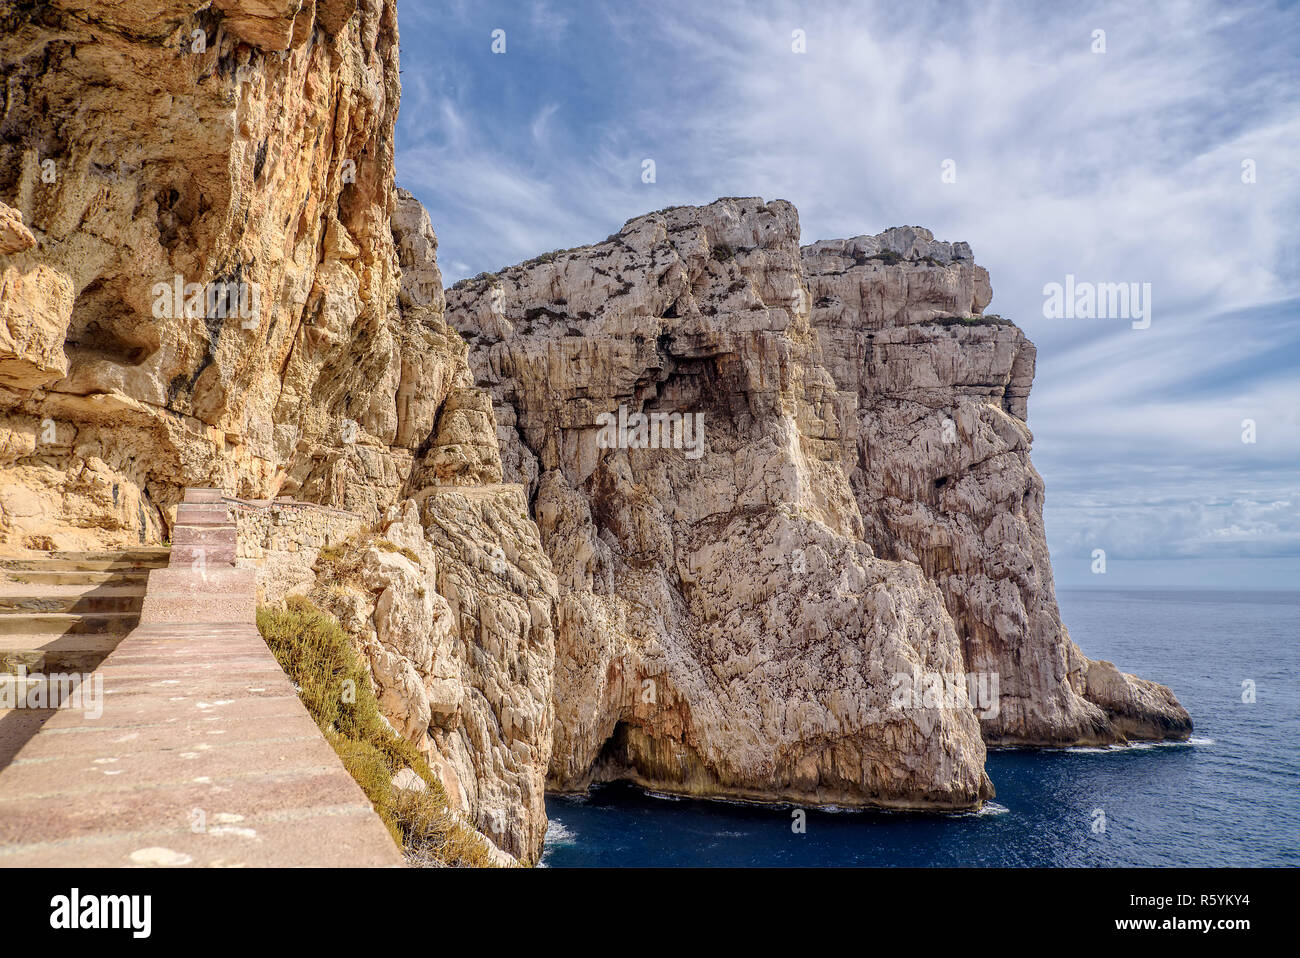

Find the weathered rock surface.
[
  {"left": 0, "top": 200, "right": 35, "bottom": 255},
  {"left": 801, "top": 228, "right": 1184, "bottom": 744},
  {"left": 0, "top": 204, "right": 73, "bottom": 390},
  {"left": 308, "top": 494, "right": 556, "bottom": 862},
  {"left": 443, "top": 196, "right": 1190, "bottom": 807},
  {"left": 0, "top": 0, "right": 554, "bottom": 863},
  {"left": 0, "top": 0, "right": 418, "bottom": 545}
]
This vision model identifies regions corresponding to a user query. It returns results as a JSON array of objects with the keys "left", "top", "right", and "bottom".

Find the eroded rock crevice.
[
  {"left": 0, "top": 0, "right": 555, "bottom": 864},
  {"left": 442, "top": 197, "right": 1191, "bottom": 807}
]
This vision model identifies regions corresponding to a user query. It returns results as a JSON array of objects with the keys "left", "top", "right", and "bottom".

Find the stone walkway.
[{"left": 0, "top": 489, "right": 403, "bottom": 867}]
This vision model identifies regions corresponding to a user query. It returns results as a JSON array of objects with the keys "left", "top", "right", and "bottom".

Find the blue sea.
[{"left": 542, "top": 589, "right": 1300, "bottom": 867}]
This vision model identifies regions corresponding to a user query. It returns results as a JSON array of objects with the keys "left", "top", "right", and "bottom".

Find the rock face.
[
  {"left": 307, "top": 494, "right": 556, "bottom": 863},
  {"left": 801, "top": 229, "right": 1188, "bottom": 744},
  {"left": 0, "top": 1, "right": 554, "bottom": 863},
  {"left": 0, "top": 207, "right": 73, "bottom": 390},
  {"left": 0, "top": 0, "right": 1190, "bottom": 859},
  {"left": 1, "top": 0, "right": 416, "bottom": 546},
  {"left": 443, "top": 197, "right": 1191, "bottom": 807}
]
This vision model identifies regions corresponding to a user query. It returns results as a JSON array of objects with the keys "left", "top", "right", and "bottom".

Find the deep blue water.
[{"left": 542, "top": 589, "right": 1299, "bottom": 866}]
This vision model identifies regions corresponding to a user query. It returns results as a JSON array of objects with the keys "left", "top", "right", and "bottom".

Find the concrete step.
[
  {"left": 138, "top": 595, "right": 252, "bottom": 624},
  {"left": 167, "top": 544, "right": 238, "bottom": 567},
  {"left": 0, "top": 569, "right": 152, "bottom": 587},
  {"left": 0, "top": 611, "right": 140, "bottom": 636},
  {"left": 0, "top": 548, "right": 169, "bottom": 562},
  {"left": 183, "top": 487, "right": 228, "bottom": 504},
  {"left": 143, "top": 566, "right": 254, "bottom": 589},
  {"left": 139, "top": 567, "right": 256, "bottom": 625},
  {"left": 0, "top": 555, "right": 171, "bottom": 573},
  {"left": 176, "top": 501, "right": 229, "bottom": 513},
  {"left": 0, "top": 633, "right": 123, "bottom": 674},
  {"left": 0, "top": 580, "right": 147, "bottom": 597},
  {"left": 171, "top": 515, "right": 233, "bottom": 529},
  {"left": 171, "top": 524, "right": 239, "bottom": 548},
  {"left": 175, "top": 504, "right": 233, "bottom": 524},
  {"left": 0, "top": 542, "right": 181, "bottom": 768},
  {"left": 0, "top": 590, "right": 145, "bottom": 614}
]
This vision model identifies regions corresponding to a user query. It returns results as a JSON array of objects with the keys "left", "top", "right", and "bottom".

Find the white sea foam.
[
  {"left": 539, "top": 819, "right": 576, "bottom": 866},
  {"left": 1064, "top": 737, "right": 1213, "bottom": 755},
  {"left": 545, "top": 819, "right": 575, "bottom": 845},
  {"left": 953, "top": 800, "right": 1010, "bottom": 818},
  {"left": 644, "top": 789, "right": 686, "bottom": 802}
]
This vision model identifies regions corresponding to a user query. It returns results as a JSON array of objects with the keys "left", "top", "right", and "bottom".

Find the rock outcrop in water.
[
  {"left": 800, "top": 231, "right": 1190, "bottom": 746},
  {"left": 442, "top": 197, "right": 1192, "bottom": 807}
]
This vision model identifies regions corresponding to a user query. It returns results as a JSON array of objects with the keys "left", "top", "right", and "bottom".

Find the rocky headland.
[
  {"left": 0, "top": 0, "right": 1189, "bottom": 864},
  {"left": 441, "top": 198, "right": 1192, "bottom": 809}
]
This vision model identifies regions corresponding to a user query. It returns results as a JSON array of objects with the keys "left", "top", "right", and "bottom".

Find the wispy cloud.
[{"left": 393, "top": 0, "right": 1300, "bottom": 583}]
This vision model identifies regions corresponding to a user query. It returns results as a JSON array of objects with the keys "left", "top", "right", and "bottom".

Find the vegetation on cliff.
[{"left": 257, "top": 597, "right": 499, "bottom": 867}]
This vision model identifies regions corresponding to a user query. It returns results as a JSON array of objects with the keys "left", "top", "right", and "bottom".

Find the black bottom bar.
[{"left": 3, "top": 866, "right": 1278, "bottom": 943}]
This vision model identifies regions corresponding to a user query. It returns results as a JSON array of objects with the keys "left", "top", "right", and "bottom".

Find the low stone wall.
[{"left": 225, "top": 496, "right": 367, "bottom": 603}]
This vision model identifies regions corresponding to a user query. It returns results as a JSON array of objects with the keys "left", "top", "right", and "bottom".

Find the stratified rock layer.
[
  {"left": 443, "top": 197, "right": 1191, "bottom": 807},
  {"left": 0, "top": 0, "right": 553, "bottom": 863},
  {"left": 801, "top": 229, "right": 1188, "bottom": 744}
]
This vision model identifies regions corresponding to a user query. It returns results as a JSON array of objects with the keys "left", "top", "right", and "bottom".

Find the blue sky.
[{"left": 394, "top": 0, "right": 1300, "bottom": 588}]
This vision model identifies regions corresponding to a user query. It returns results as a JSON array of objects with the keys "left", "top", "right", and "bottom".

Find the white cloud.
[
  {"left": 393, "top": 0, "right": 1300, "bottom": 570},
  {"left": 530, "top": 102, "right": 559, "bottom": 145}
]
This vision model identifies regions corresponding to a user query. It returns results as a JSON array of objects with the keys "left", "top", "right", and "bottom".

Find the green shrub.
[
  {"left": 257, "top": 597, "right": 500, "bottom": 867},
  {"left": 377, "top": 540, "right": 421, "bottom": 564},
  {"left": 927, "top": 313, "right": 1017, "bottom": 328}
]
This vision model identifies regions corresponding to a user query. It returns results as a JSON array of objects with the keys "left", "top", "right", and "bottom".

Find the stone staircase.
[
  {"left": 0, "top": 488, "right": 403, "bottom": 867},
  {"left": 137, "top": 489, "right": 255, "bottom": 624},
  {"left": 0, "top": 547, "right": 171, "bottom": 769}
]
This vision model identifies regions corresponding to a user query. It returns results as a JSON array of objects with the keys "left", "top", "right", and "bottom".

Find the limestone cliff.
[
  {"left": 0, "top": 0, "right": 553, "bottom": 863},
  {"left": 0, "top": 0, "right": 1190, "bottom": 857},
  {"left": 442, "top": 197, "right": 1191, "bottom": 808},
  {"left": 802, "top": 230, "right": 1189, "bottom": 745}
]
